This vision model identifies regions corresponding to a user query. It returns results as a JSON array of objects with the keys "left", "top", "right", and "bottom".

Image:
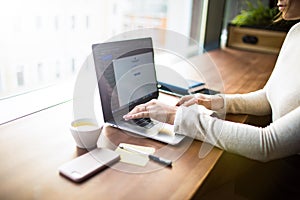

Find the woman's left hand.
[
  {"left": 123, "top": 99, "right": 178, "bottom": 125},
  {"left": 176, "top": 93, "right": 224, "bottom": 110}
]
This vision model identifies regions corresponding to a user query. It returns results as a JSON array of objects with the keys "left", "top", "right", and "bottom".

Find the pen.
[{"left": 119, "top": 145, "right": 172, "bottom": 167}]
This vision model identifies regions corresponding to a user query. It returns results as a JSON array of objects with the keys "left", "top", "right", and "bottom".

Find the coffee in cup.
[{"left": 70, "top": 118, "right": 101, "bottom": 149}]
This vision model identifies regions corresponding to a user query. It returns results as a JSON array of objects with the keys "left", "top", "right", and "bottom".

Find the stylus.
[{"left": 119, "top": 145, "right": 172, "bottom": 167}]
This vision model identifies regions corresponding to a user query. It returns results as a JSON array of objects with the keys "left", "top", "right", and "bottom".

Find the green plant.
[{"left": 231, "top": 0, "right": 278, "bottom": 26}]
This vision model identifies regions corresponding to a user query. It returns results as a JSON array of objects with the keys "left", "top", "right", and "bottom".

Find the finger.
[
  {"left": 196, "top": 98, "right": 211, "bottom": 109},
  {"left": 181, "top": 98, "right": 197, "bottom": 107},
  {"left": 129, "top": 104, "right": 146, "bottom": 114},
  {"left": 122, "top": 105, "right": 144, "bottom": 119},
  {"left": 175, "top": 101, "right": 182, "bottom": 106},
  {"left": 123, "top": 111, "right": 149, "bottom": 120},
  {"left": 147, "top": 99, "right": 158, "bottom": 106},
  {"left": 123, "top": 104, "right": 149, "bottom": 120},
  {"left": 176, "top": 96, "right": 190, "bottom": 106}
]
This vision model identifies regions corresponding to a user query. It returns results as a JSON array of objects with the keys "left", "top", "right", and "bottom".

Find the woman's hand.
[
  {"left": 176, "top": 93, "right": 224, "bottom": 110},
  {"left": 123, "top": 99, "right": 177, "bottom": 125}
]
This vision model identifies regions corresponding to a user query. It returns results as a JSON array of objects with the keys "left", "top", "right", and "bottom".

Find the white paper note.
[{"left": 115, "top": 143, "right": 155, "bottom": 166}]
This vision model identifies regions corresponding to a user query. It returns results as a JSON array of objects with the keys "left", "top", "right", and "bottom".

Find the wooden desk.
[{"left": 0, "top": 48, "right": 277, "bottom": 200}]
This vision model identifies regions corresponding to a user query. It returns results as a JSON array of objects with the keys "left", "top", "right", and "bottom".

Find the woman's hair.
[{"left": 274, "top": 11, "right": 283, "bottom": 22}]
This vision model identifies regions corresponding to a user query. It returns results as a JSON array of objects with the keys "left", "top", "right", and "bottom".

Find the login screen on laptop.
[
  {"left": 112, "top": 52, "right": 157, "bottom": 108},
  {"left": 92, "top": 38, "right": 158, "bottom": 124}
]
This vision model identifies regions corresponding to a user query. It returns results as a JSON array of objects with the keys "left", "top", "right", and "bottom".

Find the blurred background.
[
  {"left": 0, "top": 0, "right": 189, "bottom": 98},
  {"left": 0, "top": 0, "right": 275, "bottom": 99}
]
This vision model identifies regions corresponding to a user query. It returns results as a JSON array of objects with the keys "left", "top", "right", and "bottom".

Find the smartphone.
[{"left": 59, "top": 148, "right": 120, "bottom": 183}]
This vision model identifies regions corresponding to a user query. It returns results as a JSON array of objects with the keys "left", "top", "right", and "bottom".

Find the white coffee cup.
[{"left": 70, "top": 118, "right": 101, "bottom": 149}]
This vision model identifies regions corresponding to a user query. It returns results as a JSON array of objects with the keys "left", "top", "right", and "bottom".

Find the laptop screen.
[
  {"left": 92, "top": 38, "right": 158, "bottom": 123},
  {"left": 113, "top": 52, "right": 157, "bottom": 108}
]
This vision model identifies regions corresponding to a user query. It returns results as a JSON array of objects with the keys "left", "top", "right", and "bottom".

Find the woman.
[
  {"left": 124, "top": 0, "right": 300, "bottom": 162},
  {"left": 124, "top": 0, "right": 300, "bottom": 198}
]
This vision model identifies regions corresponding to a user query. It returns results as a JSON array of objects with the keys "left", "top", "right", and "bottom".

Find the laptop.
[{"left": 92, "top": 37, "right": 185, "bottom": 145}]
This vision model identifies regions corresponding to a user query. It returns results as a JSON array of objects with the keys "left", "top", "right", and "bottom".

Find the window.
[{"left": 0, "top": 0, "right": 200, "bottom": 124}]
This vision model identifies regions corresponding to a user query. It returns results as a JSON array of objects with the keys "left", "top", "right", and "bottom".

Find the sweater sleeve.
[
  {"left": 174, "top": 104, "right": 300, "bottom": 162},
  {"left": 225, "top": 89, "right": 271, "bottom": 116}
]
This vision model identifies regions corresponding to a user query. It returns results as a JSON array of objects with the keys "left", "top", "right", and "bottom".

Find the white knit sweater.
[{"left": 174, "top": 22, "right": 300, "bottom": 162}]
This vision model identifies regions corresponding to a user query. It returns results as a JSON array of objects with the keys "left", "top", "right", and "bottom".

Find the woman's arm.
[
  {"left": 176, "top": 89, "right": 272, "bottom": 116},
  {"left": 174, "top": 104, "right": 300, "bottom": 162},
  {"left": 225, "top": 89, "right": 271, "bottom": 116}
]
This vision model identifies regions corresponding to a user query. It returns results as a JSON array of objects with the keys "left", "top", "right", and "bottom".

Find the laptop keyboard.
[{"left": 128, "top": 118, "right": 156, "bottom": 129}]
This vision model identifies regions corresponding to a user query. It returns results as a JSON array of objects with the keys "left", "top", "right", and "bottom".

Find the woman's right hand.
[{"left": 176, "top": 93, "right": 224, "bottom": 111}]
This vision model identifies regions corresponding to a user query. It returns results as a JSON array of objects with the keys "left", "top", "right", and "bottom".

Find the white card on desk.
[{"left": 115, "top": 143, "right": 155, "bottom": 167}]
